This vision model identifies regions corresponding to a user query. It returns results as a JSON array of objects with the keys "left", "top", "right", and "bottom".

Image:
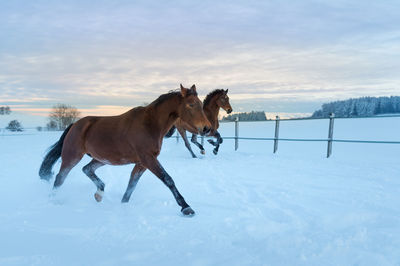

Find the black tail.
[
  {"left": 164, "top": 125, "right": 176, "bottom": 138},
  {"left": 39, "top": 124, "right": 73, "bottom": 181}
]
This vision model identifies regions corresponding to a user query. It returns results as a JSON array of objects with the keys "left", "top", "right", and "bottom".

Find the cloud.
[{"left": 1, "top": 0, "right": 400, "bottom": 122}]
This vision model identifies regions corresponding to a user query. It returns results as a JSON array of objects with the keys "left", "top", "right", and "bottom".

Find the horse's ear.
[
  {"left": 225, "top": 89, "right": 229, "bottom": 94},
  {"left": 180, "top": 84, "right": 187, "bottom": 97},
  {"left": 190, "top": 84, "right": 197, "bottom": 92}
]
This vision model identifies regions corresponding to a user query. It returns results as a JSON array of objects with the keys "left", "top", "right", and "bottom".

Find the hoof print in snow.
[{"left": 181, "top": 207, "right": 195, "bottom": 217}]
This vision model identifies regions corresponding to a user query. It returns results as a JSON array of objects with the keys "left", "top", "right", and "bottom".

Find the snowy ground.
[{"left": 0, "top": 118, "right": 399, "bottom": 266}]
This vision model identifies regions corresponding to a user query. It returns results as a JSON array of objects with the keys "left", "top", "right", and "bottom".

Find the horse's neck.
[
  {"left": 204, "top": 97, "right": 220, "bottom": 128},
  {"left": 148, "top": 96, "right": 180, "bottom": 135}
]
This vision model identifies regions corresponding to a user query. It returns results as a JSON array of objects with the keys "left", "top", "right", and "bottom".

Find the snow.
[{"left": 0, "top": 118, "right": 399, "bottom": 266}]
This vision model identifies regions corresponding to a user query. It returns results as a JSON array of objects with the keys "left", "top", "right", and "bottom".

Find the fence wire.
[
  {"left": 222, "top": 137, "right": 400, "bottom": 144},
  {"left": 220, "top": 115, "right": 400, "bottom": 147},
  {"left": 2, "top": 115, "right": 400, "bottom": 146}
]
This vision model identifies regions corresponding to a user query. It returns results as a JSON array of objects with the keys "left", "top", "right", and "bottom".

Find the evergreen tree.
[
  {"left": 222, "top": 111, "right": 267, "bottom": 121},
  {"left": 6, "top": 120, "right": 23, "bottom": 132},
  {"left": 312, "top": 96, "right": 400, "bottom": 118}
]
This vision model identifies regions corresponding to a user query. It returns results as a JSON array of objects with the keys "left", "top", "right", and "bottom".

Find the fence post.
[
  {"left": 327, "top": 113, "right": 335, "bottom": 158},
  {"left": 274, "top": 115, "right": 280, "bottom": 153},
  {"left": 235, "top": 117, "right": 239, "bottom": 151}
]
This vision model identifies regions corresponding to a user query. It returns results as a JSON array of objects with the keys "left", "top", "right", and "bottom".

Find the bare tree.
[
  {"left": 48, "top": 104, "right": 80, "bottom": 130},
  {"left": 0, "top": 106, "right": 11, "bottom": 115}
]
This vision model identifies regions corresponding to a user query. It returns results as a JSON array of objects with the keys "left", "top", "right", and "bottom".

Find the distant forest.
[
  {"left": 222, "top": 111, "right": 267, "bottom": 121},
  {"left": 312, "top": 96, "right": 400, "bottom": 118}
]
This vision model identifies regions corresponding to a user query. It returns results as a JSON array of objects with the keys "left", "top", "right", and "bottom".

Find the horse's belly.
[
  {"left": 86, "top": 144, "right": 138, "bottom": 165},
  {"left": 89, "top": 151, "right": 137, "bottom": 165},
  {"left": 97, "top": 156, "right": 132, "bottom": 165}
]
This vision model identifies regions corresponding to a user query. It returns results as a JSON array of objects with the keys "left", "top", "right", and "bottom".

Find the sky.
[{"left": 1, "top": 0, "right": 400, "bottom": 126}]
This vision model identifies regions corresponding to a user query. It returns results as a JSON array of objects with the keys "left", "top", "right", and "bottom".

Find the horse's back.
[
  {"left": 79, "top": 108, "right": 147, "bottom": 164},
  {"left": 82, "top": 107, "right": 145, "bottom": 139}
]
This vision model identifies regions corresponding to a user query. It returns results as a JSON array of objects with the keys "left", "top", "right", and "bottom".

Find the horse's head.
[
  {"left": 179, "top": 84, "right": 211, "bottom": 136},
  {"left": 216, "top": 89, "right": 233, "bottom": 114}
]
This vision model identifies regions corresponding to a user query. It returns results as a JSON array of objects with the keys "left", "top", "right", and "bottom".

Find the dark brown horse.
[
  {"left": 39, "top": 84, "right": 211, "bottom": 216},
  {"left": 165, "top": 89, "right": 232, "bottom": 157}
]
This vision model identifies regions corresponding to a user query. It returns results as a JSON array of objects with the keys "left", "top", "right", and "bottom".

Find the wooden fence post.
[
  {"left": 274, "top": 115, "right": 280, "bottom": 153},
  {"left": 327, "top": 113, "right": 335, "bottom": 158},
  {"left": 235, "top": 117, "right": 239, "bottom": 151}
]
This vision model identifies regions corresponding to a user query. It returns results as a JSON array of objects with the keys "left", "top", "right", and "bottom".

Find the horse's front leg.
[
  {"left": 191, "top": 134, "right": 205, "bottom": 155},
  {"left": 142, "top": 155, "right": 194, "bottom": 216},
  {"left": 207, "top": 131, "right": 223, "bottom": 155},
  {"left": 178, "top": 128, "right": 197, "bottom": 158}
]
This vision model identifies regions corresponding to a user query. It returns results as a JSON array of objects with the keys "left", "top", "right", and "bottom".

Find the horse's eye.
[{"left": 189, "top": 104, "right": 195, "bottom": 108}]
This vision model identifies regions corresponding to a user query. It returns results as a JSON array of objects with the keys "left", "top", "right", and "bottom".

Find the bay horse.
[
  {"left": 39, "top": 84, "right": 211, "bottom": 216},
  {"left": 165, "top": 89, "right": 232, "bottom": 157}
]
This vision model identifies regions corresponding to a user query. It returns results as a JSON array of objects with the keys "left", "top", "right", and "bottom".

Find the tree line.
[
  {"left": 311, "top": 96, "right": 400, "bottom": 118},
  {"left": 222, "top": 111, "right": 267, "bottom": 121},
  {"left": 1, "top": 104, "right": 80, "bottom": 132}
]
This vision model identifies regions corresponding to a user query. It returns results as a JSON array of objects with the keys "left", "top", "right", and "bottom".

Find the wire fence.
[
  {"left": 177, "top": 114, "right": 400, "bottom": 158},
  {"left": 2, "top": 114, "right": 400, "bottom": 158}
]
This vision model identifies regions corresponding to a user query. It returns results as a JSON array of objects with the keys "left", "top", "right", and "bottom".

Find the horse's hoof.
[
  {"left": 121, "top": 197, "right": 129, "bottom": 203},
  {"left": 200, "top": 150, "right": 205, "bottom": 155},
  {"left": 181, "top": 207, "right": 195, "bottom": 216},
  {"left": 213, "top": 149, "right": 218, "bottom": 155},
  {"left": 94, "top": 190, "right": 104, "bottom": 202}
]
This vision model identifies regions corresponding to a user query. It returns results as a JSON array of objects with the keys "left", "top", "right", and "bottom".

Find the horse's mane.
[
  {"left": 203, "top": 89, "right": 225, "bottom": 107},
  {"left": 151, "top": 89, "right": 198, "bottom": 108}
]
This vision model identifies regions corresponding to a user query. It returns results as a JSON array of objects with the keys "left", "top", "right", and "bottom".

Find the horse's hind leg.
[
  {"left": 53, "top": 153, "right": 83, "bottom": 189},
  {"left": 82, "top": 159, "right": 106, "bottom": 202},
  {"left": 121, "top": 164, "right": 146, "bottom": 203},
  {"left": 53, "top": 164, "right": 71, "bottom": 189},
  {"left": 191, "top": 134, "right": 205, "bottom": 155},
  {"left": 178, "top": 128, "right": 197, "bottom": 158}
]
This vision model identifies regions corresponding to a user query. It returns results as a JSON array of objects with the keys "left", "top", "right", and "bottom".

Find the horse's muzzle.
[{"left": 227, "top": 108, "right": 232, "bottom": 114}]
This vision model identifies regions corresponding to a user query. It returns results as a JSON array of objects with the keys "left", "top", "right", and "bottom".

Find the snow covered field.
[{"left": 0, "top": 118, "right": 399, "bottom": 266}]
